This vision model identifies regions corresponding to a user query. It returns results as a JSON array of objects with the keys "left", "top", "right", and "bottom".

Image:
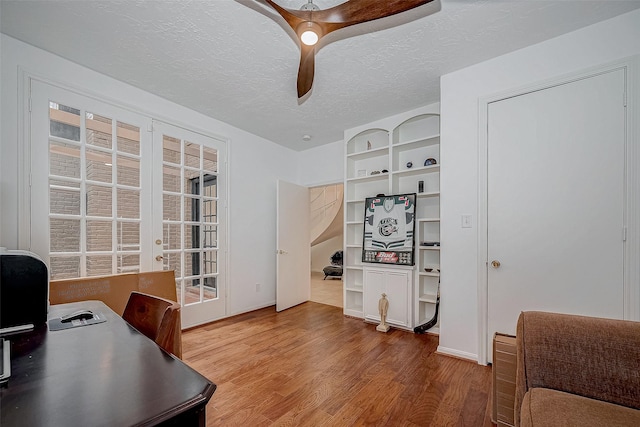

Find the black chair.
[{"left": 322, "top": 250, "right": 343, "bottom": 280}]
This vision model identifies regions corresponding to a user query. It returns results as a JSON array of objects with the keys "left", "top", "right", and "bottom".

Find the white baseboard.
[{"left": 436, "top": 345, "right": 479, "bottom": 363}]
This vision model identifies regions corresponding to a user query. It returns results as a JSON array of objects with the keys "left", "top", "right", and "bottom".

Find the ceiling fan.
[{"left": 261, "top": 0, "right": 433, "bottom": 98}]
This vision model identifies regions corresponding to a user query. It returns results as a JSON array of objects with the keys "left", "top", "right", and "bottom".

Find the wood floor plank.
[{"left": 182, "top": 302, "right": 495, "bottom": 426}]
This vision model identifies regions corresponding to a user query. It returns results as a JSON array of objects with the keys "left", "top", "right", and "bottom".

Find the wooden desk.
[{"left": 0, "top": 301, "right": 216, "bottom": 426}]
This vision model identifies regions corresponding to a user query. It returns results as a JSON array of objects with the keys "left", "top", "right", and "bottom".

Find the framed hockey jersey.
[{"left": 362, "top": 193, "right": 416, "bottom": 265}]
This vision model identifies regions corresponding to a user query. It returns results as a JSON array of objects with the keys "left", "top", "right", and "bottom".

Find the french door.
[
  {"left": 29, "top": 80, "right": 227, "bottom": 327},
  {"left": 152, "top": 121, "right": 227, "bottom": 327}
]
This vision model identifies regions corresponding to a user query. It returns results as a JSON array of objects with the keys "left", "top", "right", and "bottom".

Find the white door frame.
[{"left": 477, "top": 57, "right": 640, "bottom": 365}]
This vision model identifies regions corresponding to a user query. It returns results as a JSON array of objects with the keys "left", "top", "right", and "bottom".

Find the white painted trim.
[
  {"left": 625, "top": 56, "right": 640, "bottom": 321},
  {"left": 436, "top": 346, "right": 478, "bottom": 363},
  {"left": 477, "top": 56, "right": 640, "bottom": 364},
  {"left": 18, "top": 68, "right": 31, "bottom": 251}
]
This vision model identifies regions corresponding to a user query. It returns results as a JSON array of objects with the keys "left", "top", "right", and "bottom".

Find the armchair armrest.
[{"left": 515, "top": 311, "right": 640, "bottom": 426}]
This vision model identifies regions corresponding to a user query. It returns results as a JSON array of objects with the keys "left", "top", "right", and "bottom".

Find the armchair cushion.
[{"left": 521, "top": 388, "right": 640, "bottom": 427}]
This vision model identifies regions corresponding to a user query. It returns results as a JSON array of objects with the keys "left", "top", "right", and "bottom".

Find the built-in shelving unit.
[{"left": 342, "top": 105, "right": 440, "bottom": 332}]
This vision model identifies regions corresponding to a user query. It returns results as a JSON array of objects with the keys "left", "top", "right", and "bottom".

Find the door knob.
[
  {"left": 491, "top": 260, "right": 501, "bottom": 268},
  {"left": 156, "top": 255, "right": 164, "bottom": 261}
]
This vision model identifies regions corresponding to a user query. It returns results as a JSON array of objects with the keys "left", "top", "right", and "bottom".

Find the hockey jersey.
[{"left": 364, "top": 195, "right": 414, "bottom": 251}]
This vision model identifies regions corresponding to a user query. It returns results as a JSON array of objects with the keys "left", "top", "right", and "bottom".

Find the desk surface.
[{"left": 0, "top": 301, "right": 216, "bottom": 426}]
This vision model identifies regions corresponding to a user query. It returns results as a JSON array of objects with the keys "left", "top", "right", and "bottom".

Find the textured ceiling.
[{"left": 2, "top": 0, "right": 640, "bottom": 151}]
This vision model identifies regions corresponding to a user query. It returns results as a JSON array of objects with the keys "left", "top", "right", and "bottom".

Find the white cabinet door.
[{"left": 364, "top": 268, "right": 411, "bottom": 328}]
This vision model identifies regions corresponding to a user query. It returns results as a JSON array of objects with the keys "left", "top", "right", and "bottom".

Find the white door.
[
  {"left": 29, "top": 81, "right": 154, "bottom": 276},
  {"left": 152, "top": 121, "right": 227, "bottom": 328},
  {"left": 276, "top": 180, "right": 310, "bottom": 311},
  {"left": 486, "top": 69, "right": 626, "bottom": 359}
]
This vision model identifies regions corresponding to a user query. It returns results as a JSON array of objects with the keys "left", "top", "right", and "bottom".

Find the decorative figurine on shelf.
[
  {"left": 376, "top": 293, "right": 390, "bottom": 333},
  {"left": 367, "top": 140, "right": 372, "bottom": 150},
  {"left": 406, "top": 161, "right": 413, "bottom": 169},
  {"left": 424, "top": 158, "right": 437, "bottom": 166}
]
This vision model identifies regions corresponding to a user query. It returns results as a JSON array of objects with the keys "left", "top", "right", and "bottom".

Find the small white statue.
[{"left": 376, "top": 293, "right": 390, "bottom": 332}]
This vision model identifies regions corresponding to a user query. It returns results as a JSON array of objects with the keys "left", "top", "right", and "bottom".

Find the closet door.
[{"left": 486, "top": 69, "right": 626, "bottom": 359}]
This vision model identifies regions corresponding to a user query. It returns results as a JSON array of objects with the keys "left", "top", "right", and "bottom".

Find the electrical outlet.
[{"left": 256, "top": 283, "right": 261, "bottom": 292}]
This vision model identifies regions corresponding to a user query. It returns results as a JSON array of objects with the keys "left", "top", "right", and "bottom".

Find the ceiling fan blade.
[
  {"left": 263, "top": 0, "right": 306, "bottom": 32},
  {"left": 314, "top": 0, "right": 433, "bottom": 34},
  {"left": 297, "top": 42, "right": 315, "bottom": 98}
]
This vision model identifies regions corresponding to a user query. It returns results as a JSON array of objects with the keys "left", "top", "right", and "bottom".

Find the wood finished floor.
[
  {"left": 310, "top": 271, "right": 343, "bottom": 308},
  {"left": 183, "top": 302, "right": 495, "bottom": 426}
]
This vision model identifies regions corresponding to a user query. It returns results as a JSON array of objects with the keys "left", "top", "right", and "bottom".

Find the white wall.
[
  {"left": 298, "top": 139, "right": 344, "bottom": 187},
  {"left": 439, "top": 9, "right": 640, "bottom": 362},
  {"left": 0, "top": 34, "right": 298, "bottom": 317}
]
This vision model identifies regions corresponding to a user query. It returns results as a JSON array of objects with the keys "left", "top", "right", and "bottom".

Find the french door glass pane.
[
  {"left": 117, "top": 156, "right": 140, "bottom": 187},
  {"left": 49, "top": 256, "right": 81, "bottom": 280},
  {"left": 185, "top": 142, "right": 200, "bottom": 168},
  {"left": 49, "top": 141, "right": 81, "bottom": 178},
  {"left": 163, "top": 165, "right": 181, "bottom": 192},
  {"left": 50, "top": 186, "right": 80, "bottom": 215},
  {"left": 86, "top": 148, "right": 112, "bottom": 183},
  {"left": 50, "top": 218, "right": 80, "bottom": 252},
  {"left": 86, "top": 220, "right": 112, "bottom": 251},
  {"left": 86, "top": 184, "right": 112, "bottom": 217},
  {"left": 86, "top": 112, "right": 112, "bottom": 149},
  {"left": 117, "top": 189, "right": 140, "bottom": 219},
  {"left": 86, "top": 255, "right": 112, "bottom": 276},
  {"left": 203, "top": 147, "right": 218, "bottom": 173},
  {"left": 117, "top": 121, "right": 140, "bottom": 155}
]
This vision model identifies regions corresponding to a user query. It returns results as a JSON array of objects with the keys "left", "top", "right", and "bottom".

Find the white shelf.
[
  {"left": 419, "top": 272, "right": 440, "bottom": 277},
  {"left": 418, "top": 293, "right": 438, "bottom": 303},
  {"left": 346, "top": 146, "right": 388, "bottom": 160},
  {"left": 392, "top": 164, "right": 439, "bottom": 177},
  {"left": 345, "top": 244, "right": 362, "bottom": 249},
  {"left": 417, "top": 217, "right": 440, "bottom": 223},
  {"left": 346, "top": 220, "right": 363, "bottom": 225},
  {"left": 346, "top": 173, "right": 389, "bottom": 184},
  {"left": 417, "top": 191, "right": 440, "bottom": 198},
  {"left": 392, "top": 134, "right": 440, "bottom": 149},
  {"left": 419, "top": 246, "right": 441, "bottom": 251},
  {"left": 345, "top": 286, "right": 363, "bottom": 293}
]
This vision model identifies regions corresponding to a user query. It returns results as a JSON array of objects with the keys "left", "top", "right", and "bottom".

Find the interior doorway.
[{"left": 309, "top": 183, "right": 344, "bottom": 308}]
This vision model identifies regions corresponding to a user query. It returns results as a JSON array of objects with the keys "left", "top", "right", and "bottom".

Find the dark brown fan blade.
[
  {"left": 314, "top": 0, "right": 433, "bottom": 35},
  {"left": 297, "top": 42, "right": 315, "bottom": 98},
  {"left": 263, "top": 0, "right": 306, "bottom": 32}
]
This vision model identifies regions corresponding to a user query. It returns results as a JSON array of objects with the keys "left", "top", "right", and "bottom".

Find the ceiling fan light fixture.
[{"left": 298, "top": 21, "right": 321, "bottom": 46}]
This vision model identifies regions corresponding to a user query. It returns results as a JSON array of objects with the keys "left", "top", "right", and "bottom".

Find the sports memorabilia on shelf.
[{"left": 362, "top": 193, "right": 416, "bottom": 266}]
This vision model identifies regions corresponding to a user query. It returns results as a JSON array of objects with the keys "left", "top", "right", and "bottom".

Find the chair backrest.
[{"left": 122, "top": 291, "right": 182, "bottom": 358}]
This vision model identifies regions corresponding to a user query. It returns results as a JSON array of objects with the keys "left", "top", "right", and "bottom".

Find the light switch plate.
[{"left": 462, "top": 215, "right": 472, "bottom": 228}]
